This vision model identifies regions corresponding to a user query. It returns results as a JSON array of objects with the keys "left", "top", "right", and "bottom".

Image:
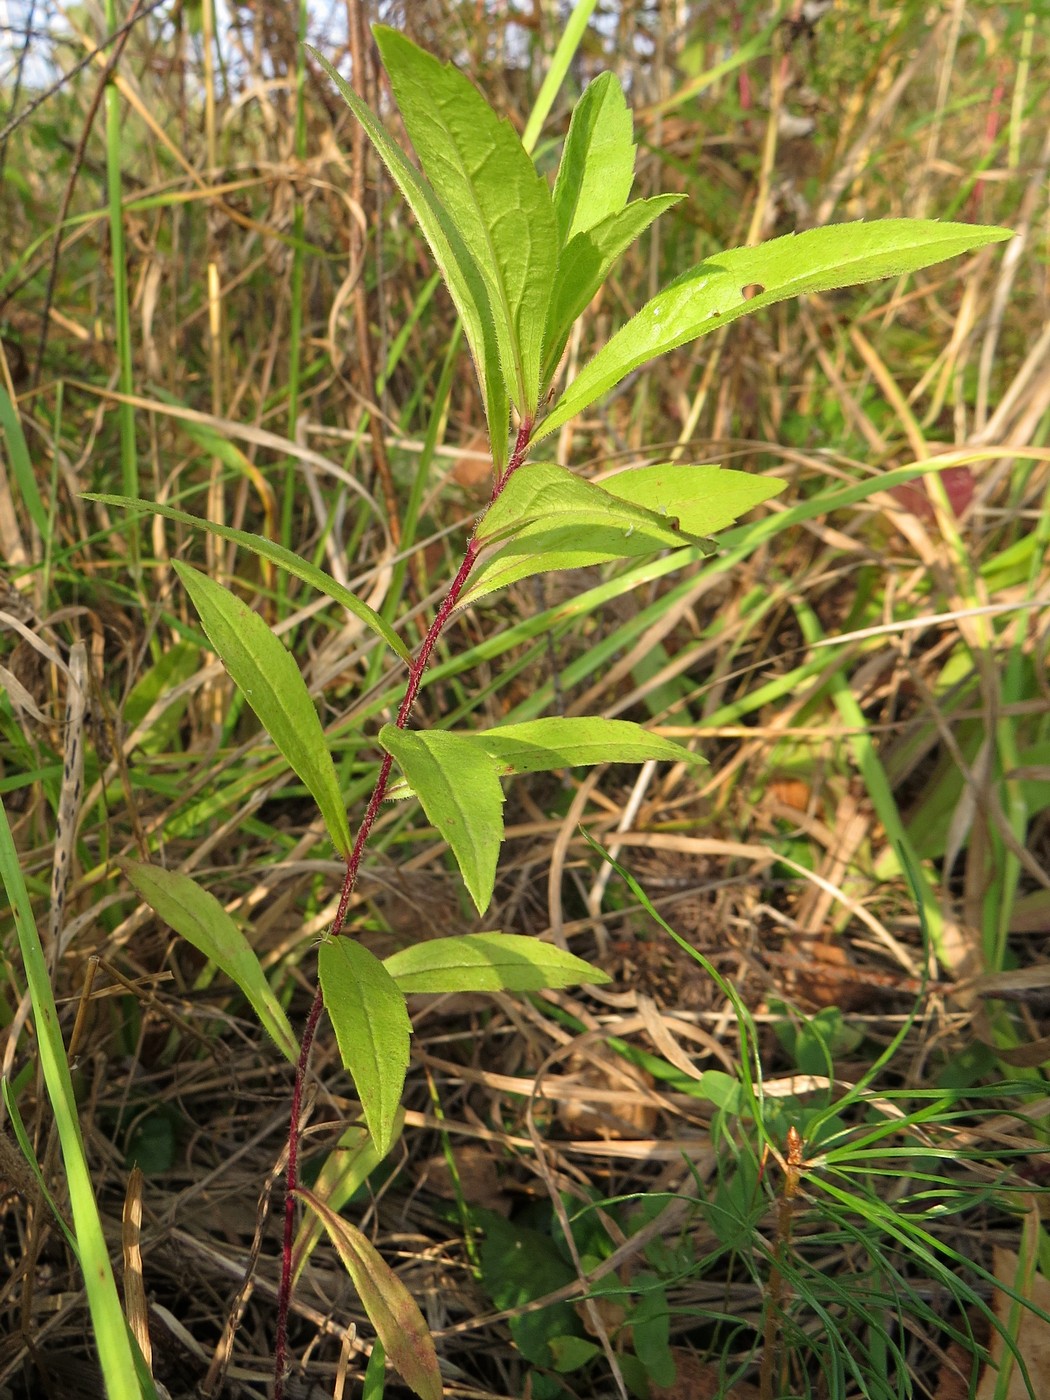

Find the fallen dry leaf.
[
  {"left": 555, "top": 1050, "right": 659, "bottom": 1139},
  {"left": 649, "top": 1350, "right": 762, "bottom": 1400},
  {"left": 420, "top": 1144, "right": 510, "bottom": 1215},
  {"left": 975, "top": 1247, "right": 1050, "bottom": 1400}
]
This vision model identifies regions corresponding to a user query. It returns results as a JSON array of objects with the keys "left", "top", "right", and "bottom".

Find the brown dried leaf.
[
  {"left": 935, "top": 1339, "right": 977, "bottom": 1400},
  {"left": 555, "top": 1050, "right": 658, "bottom": 1139},
  {"left": 649, "top": 1351, "right": 761, "bottom": 1400},
  {"left": 975, "top": 1248, "right": 1050, "bottom": 1400},
  {"left": 421, "top": 1144, "right": 510, "bottom": 1216}
]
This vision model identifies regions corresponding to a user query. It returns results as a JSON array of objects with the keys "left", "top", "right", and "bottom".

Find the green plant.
[
  {"left": 77, "top": 23, "right": 1011, "bottom": 1400},
  {"left": 585, "top": 851, "right": 1049, "bottom": 1400}
]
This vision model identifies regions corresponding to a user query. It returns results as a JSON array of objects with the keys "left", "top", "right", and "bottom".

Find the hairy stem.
[{"left": 272, "top": 418, "right": 532, "bottom": 1396}]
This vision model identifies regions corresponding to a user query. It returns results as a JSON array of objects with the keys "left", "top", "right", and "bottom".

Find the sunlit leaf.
[
  {"left": 536, "top": 219, "right": 1013, "bottom": 441},
  {"left": 378, "top": 726, "right": 505, "bottom": 915},
  {"left": 374, "top": 25, "right": 557, "bottom": 415},
  {"left": 384, "top": 717, "right": 704, "bottom": 803},
  {"left": 385, "top": 932, "right": 611, "bottom": 992},
  {"left": 552, "top": 70, "right": 635, "bottom": 244},
  {"left": 173, "top": 562, "right": 353, "bottom": 857},
  {"left": 476, "top": 715, "right": 705, "bottom": 774},
  {"left": 461, "top": 521, "right": 713, "bottom": 607},
  {"left": 309, "top": 47, "right": 509, "bottom": 470},
  {"left": 318, "top": 938, "right": 411, "bottom": 1158},
  {"left": 476, "top": 461, "right": 696, "bottom": 546},
  {"left": 122, "top": 860, "right": 298, "bottom": 1063},
  {"left": 543, "top": 196, "right": 682, "bottom": 383},
  {"left": 466, "top": 462, "right": 784, "bottom": 605},
  {"left": 601, "top": 462, "right": 786, "bottom": 536},
  {"left": 295, "top": 1186, "right": 441, "bottom": 1400}
]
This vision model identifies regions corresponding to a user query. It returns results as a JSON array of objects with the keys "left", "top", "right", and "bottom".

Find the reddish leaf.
[{"left": 294, "top": 1187, "right": 441, "bottom": 1400}]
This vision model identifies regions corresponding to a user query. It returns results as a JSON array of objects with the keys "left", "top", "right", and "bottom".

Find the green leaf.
[
  {"left": 601, "top": 462, "right": 786, "bottom": 536},
  {"left": 309, "top": 47, "right": 509, "bottom": 470},
  {"left": 318, "top": 938, "right": 411, "bottom": 1158},
  {"left": 0, "top": 382, "right": 48, "bottom": 535},
  {"left": 466, "top": 461, "right": 784, "bottom": 607},
  {"left": 0, "top": 801, "right": 145, "bottom": 1400},
  {"left": 292, "top": 1114, "right": 405, "bottom": 1284},
  {"left": 464, "top": 459, "right": 768, "bottom": 606},
  {"left": 295, "top": 1186, "right": 441, "bottom": 1400},
  {"left": 477, "top": 716, "right": 705, "bottom": 774},
  {"left": 542, "top": 195, "right": 683, "bottom": 383},
  {"left": 172, "top": 562, "right": 353, "bottom": 857},
  {"left": 378, "top": 726, "right": 505, "bottom": 915},
  {"left": 549, "top": 1335, "right": 603, "bottom": 1373},
  {"left": 475, "top": 1209, "right": 580, "bottom": 1366},
  {"left": 628, "top": 1276, "right": 675, "bottom": 1386},
  {"left": 552, "top": 70, "right": 636, "bottom": 244},
  {"left": 476, "top": 461, "right": 700, "bottom": 547},
  {"left": 88, "top": 494, "right": 411, "bottom": 664},
  {"left": 535, "top": 219, "right": 1013, "bottom": 441},
  {"left": 385, "top": 932, "right": 611, "bottom": 993},
  {"left": 461, "top": 522, "right": 709, "bottom": 607},
  {"left": 121, "top": 860, "right": 298, "bottom": 1063},
  {"left": 384, "top": 718, "right": 703, "bottom": 802},
  {"left": 374, "top": 25, "right": 558, "bottom": 416},
  {"left": 363, "top": 1339, "right": 387, "bottom": 1400}
]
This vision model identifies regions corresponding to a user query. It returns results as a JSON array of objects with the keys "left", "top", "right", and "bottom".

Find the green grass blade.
[
  {"left": 0, "top": 797, "right": 144, "bottom": 1400},
  {"left": 520, "top": 0, "right": 599, "bottom": 155},
  {"left": 537, "top": 220, "right": 1012, "bottom": 441},
  {"left": 173, "top": 561, "right": 354, "bottom": 857},
  {"left": 85, "top": 492, "right": 412, "bottom": 664},
  {"left": 0, "top": 383, "right": 48, "bottom": 535}
]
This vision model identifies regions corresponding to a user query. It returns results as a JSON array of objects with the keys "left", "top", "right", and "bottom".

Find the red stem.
[
  {"left": 968, "top": 74, "right": 1006, "bottom": 222},
  {"left": 272, "top": 419, "right": 532, "bottom": 1396}
]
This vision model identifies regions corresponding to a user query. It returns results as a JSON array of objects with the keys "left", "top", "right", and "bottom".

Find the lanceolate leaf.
[
  {"left": 466, "top": 461, "right": 778, "bottom": 606},
  {"left": 475, "top": 716, "right": 706, "bottom": 774},
  {"left": 601, "top": 463, "right": 787, "bottom": 536},
  {"left": 543, "top": 195, "right": 683, "bottom": 383},
  {"left": 476, "top": 462, "right": 699, "bottom": 546},
  {"left": 294, "top": 1186, "right": 441, "bottom": 1400},
  {"left": 535, "top": 219, "right": 1013, "bottom": 442},
  {"left": 309, "top": 48, "right": 510, "bottom": 471},
  {"left": 460, "top": 519, "right": 715, "bottom": 607},
  {"left": 122, "top": 860, "right": 298, "bottom": 1063},
  {"left": 384, "top": 718, "right": 704, "bottom": 802},
  {"left": 378, "top": 726, "right": 505, "bottom": 914},
  {"left": 374, "top": 25, "right": 558, "bottom": 416},
  {"left": 385, "top": 932, "right": 611, "bottom": 993},
  {"left": 173, "top": 562, "right": 353, "bottom": 857},
  {"left": 552, "top": 70, "right": 636, "bottom": 244},
  {"left": 318, "top": 938, "right": 411, "bottom": 1158},
  {"left": 292, "top": 1115, "right": 405, "bottom": 1284},
  {"left": 89, "top": 494, "right": 411, "bottom": 663}
]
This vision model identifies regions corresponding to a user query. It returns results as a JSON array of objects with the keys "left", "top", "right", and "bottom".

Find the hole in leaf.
[{"left": 741, "top": 283, "right": 765, "bottom": 299}]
